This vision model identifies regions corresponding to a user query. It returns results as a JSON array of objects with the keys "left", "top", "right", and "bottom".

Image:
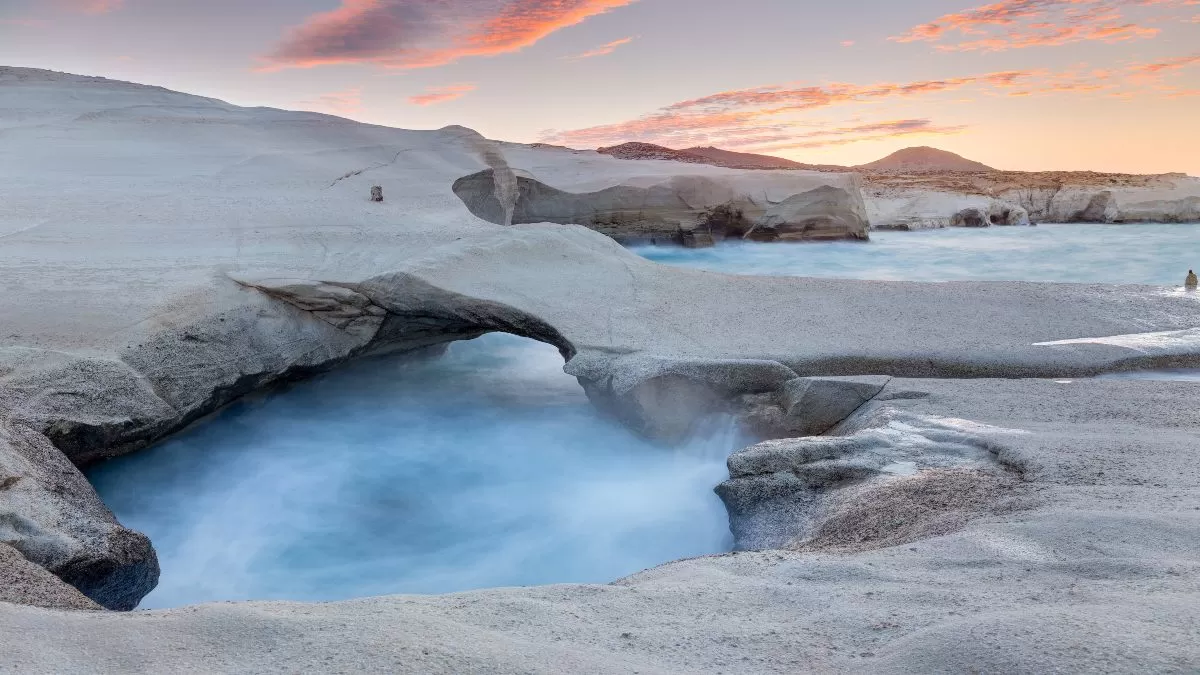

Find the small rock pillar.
[
  {"left": 370, "top": 186, "right": 384, "bottom": 203},
  {"left": 1187, "top": 270, "right": 1198, "bottom": 289}
]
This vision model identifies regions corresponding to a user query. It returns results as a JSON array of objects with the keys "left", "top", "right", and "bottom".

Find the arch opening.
[{"left": 86, "top": 332, "right": 742, "bottom": 609}]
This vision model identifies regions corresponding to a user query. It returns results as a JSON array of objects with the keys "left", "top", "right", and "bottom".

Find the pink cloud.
[
  {"left": 894, "top": 0, "right": 1189, "bottom": 52},
  {"left": 261, "top": 0, "right": 639, "bottom": 71},
  {"left": 409, "top": 83, "right": 476, "bottom": 106},
  {"left": 1132, "top": 52, "right": 1200, "bottom": 75},
  {"left": 540, "top": 53, "right": 1200, "bottom": 152},
  {"left": 566, "top": 36, "right": 635, "bottom": 59}
]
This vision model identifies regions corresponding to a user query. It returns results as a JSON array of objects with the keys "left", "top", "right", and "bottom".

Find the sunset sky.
[{"left": 3, "top": 0, "right": 1198, "bottom": 174}]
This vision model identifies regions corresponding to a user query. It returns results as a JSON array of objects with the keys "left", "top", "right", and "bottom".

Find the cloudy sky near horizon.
[{"left": 3, "top": 0, "right": 1198, "bottom": 174}]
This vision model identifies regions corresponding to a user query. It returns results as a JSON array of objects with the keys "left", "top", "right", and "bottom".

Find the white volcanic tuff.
[
  {"left": 451, "top": 163, "right": 871, "bottom": 243},
  {"left": 2, "top": 64, "right": 1200, "bottom": 647},
  {"left": 868, "top": 177, "right": 1200, "bottom": 230}
]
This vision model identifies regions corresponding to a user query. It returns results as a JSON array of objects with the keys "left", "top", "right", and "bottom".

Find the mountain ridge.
[{"left": 597, "top": 141, "right": 996, "bottom": 173}]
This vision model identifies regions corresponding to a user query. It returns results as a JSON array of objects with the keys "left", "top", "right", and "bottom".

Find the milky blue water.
[
  {"left": 89, "top": 334, "right": 741, "bottom": 609},
  {"left": 632, "top": 223, "right": 1200, "bottom": 284},
  {"left": 1098, "top": 370, "right": 1200, "bottom": 382},
  {"left": 89, "top": 223, "right": 1199, "bottom": 610}
]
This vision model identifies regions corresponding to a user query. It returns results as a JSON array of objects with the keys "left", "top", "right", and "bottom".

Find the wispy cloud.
[
  {"left": 540, "top": 53, "right": 1200, "bottom": 153},
  {"left": 299, "top": 88, "right": 364, "bottom": 116},
  {"left": 3, "top": 0, "right": 122, "bottom": 22},
  {"left": 566, "top": 36, "right": 634, "bottom": 60},
  {"left": 751, "top": 120, "right": 969, "bottom": 152},
  {"left": 409, "top": 83, "right": 476, "bottom": 106},
  {"left": 261, "top": 0, "right": 639, "bottom": 71},
  {"left": 540, "top": 71, "right": 1040, "bottom": 149},
  {"left": 1131, "top": 51, "right": 1200, "bottom": 76},
  {"left": 893, "top": 0, "right": 1192, "bottom": 52},
  {"left": 59, "top": 0, "right": 124, "bottom": 13}
]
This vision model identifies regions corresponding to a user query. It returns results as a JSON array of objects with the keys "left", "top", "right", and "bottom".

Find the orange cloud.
[
  {"left": 894, "top": 0, "right": 1187, "bottom": 52},
  {"left": 408, "top": 83, "right": 477, "bottom": 106},
  {"left": 262, "top": 0, "right": 639, "bottom": 71},
  {"left": 1132, "top": 52, "right": 1200, "bottom": 75},
  {"left": 540, "top": 53, "right": 1200, "bottom": 152},
  {"left": 566, "top": 36, "right": 635, "bottom": 60}
]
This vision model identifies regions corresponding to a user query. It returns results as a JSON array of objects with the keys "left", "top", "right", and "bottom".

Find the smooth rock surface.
[
  {"left": 746, "top": 186, "right": 870, "bottom": 242},
  {"left": 0, "top": 421, "right": 158, "bottom": 610},
  {"left": 2, "top": 68, "right": 1200, "bottom": 672}
]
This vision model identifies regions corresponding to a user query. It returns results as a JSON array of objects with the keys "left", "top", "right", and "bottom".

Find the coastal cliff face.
[
  {"left": 452, "top": 163, "right": 870, "bottom": 245},
  {"left": 865, "top": 171, "right": 1200, "bottom": 229},
  {"left": 599, "top": 141, "right": 1200, "bottom": 231}
]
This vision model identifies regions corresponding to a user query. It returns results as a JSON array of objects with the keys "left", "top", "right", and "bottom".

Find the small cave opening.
[{"left": 85, "top": 333, "right": 741, "bottom": 609}]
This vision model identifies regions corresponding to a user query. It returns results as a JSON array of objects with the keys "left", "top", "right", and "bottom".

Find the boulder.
[
  {"left": 0, "top": 422, "right": 158, "bottom": 610},
  {"left": 780, "top": 376, "right": 890, "bottom": 435},
  {"left": 987, "top": 201, "right": 1031, "bottom": 226},
  {"left": 717, "top": 403, "right": 1021, "bottom": 550},
  {"left": 0, "top": 543, "right": 101, "bottom": 610},
  {"left": 744, "top": 186, "right": 871, "bottom": 242}
]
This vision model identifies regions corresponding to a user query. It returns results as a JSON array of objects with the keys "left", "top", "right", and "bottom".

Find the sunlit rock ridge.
[
  {"left": 2, "top": 67, "right": 1200, "bottom": 673},
  {"left": 600, "top": 141, "right": 1200, "bottom": 230}
]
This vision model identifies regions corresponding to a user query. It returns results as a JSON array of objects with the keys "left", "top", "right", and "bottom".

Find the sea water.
[
  {"left": 632, "top": 223, "right": 1200, "bottom": 284},
  {"left": 88, "top": 334, "right": 740, "bottom": 609}
]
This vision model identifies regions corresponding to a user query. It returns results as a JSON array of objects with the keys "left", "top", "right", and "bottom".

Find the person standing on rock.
[{"left": 1187, "top": 270, "right": 1198, "bottom": 290}]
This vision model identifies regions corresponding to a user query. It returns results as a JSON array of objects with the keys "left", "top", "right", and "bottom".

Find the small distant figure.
[
  {"left": 370, "top": 185, "right": 384, "bottom": 203},
  {"left": 1187, "top": 269, "right": 1198, "bottom": 290}
]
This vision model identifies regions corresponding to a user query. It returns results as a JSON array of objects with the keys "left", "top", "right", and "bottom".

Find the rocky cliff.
[{"left": 866, "top": 171, "right": 1200, "bottom": 229}]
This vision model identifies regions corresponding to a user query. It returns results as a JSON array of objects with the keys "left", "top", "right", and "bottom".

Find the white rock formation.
[
  {"left": 866, "top": 173, "right": 1200, "bottom": 229},
  {"left": 2, "top": 67, "right": 1200, "bottom": 671}
]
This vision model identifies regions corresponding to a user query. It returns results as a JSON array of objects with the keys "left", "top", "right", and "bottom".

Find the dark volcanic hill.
[
  {"left": 597, "top": 142, "right": 844, "bottom": 171},
  {"left": 681, "top": 146, "right": 810, "bottom": 170},
  {"left": 857, "top": 146, "right": 994, "bottom": 172},
  {"left": 598, "top": 142, "right": 996, "bottom": 173},
  {"left": 596, "top": 142, "right": 710, "bottom": 164}
]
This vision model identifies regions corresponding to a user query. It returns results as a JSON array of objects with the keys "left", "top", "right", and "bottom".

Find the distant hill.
[
  {"left": 596, "top": 142, "right": 710, "bottom": 164},
  {"left": 597, "top": 142, "right": 996, "bottom": 173},
  {"left": 681, "top": 146, "right": 810, "bottom": 170},
  {"left": 857, "top": 147, "right": 994, "bottom": 172},
  {"left": 598, "top": 142, "right": 846, "bottom": 171}
]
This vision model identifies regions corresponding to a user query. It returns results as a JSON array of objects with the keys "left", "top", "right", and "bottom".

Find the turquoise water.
[
  {"left": 89, "top": 334, "right": 740, "bottom": 609},
  {"left": 632, "top": 224, "right": 1200, "bottom": 284}
]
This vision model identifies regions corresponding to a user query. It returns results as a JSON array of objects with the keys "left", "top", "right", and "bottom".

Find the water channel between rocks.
[{"left": 88, "top": 223, "right": 1200, "bottom": 609}]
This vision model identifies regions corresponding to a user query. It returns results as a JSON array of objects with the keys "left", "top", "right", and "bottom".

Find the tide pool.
[{"left": 88, "top": 334, "right": 741, "bottom": 609}]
